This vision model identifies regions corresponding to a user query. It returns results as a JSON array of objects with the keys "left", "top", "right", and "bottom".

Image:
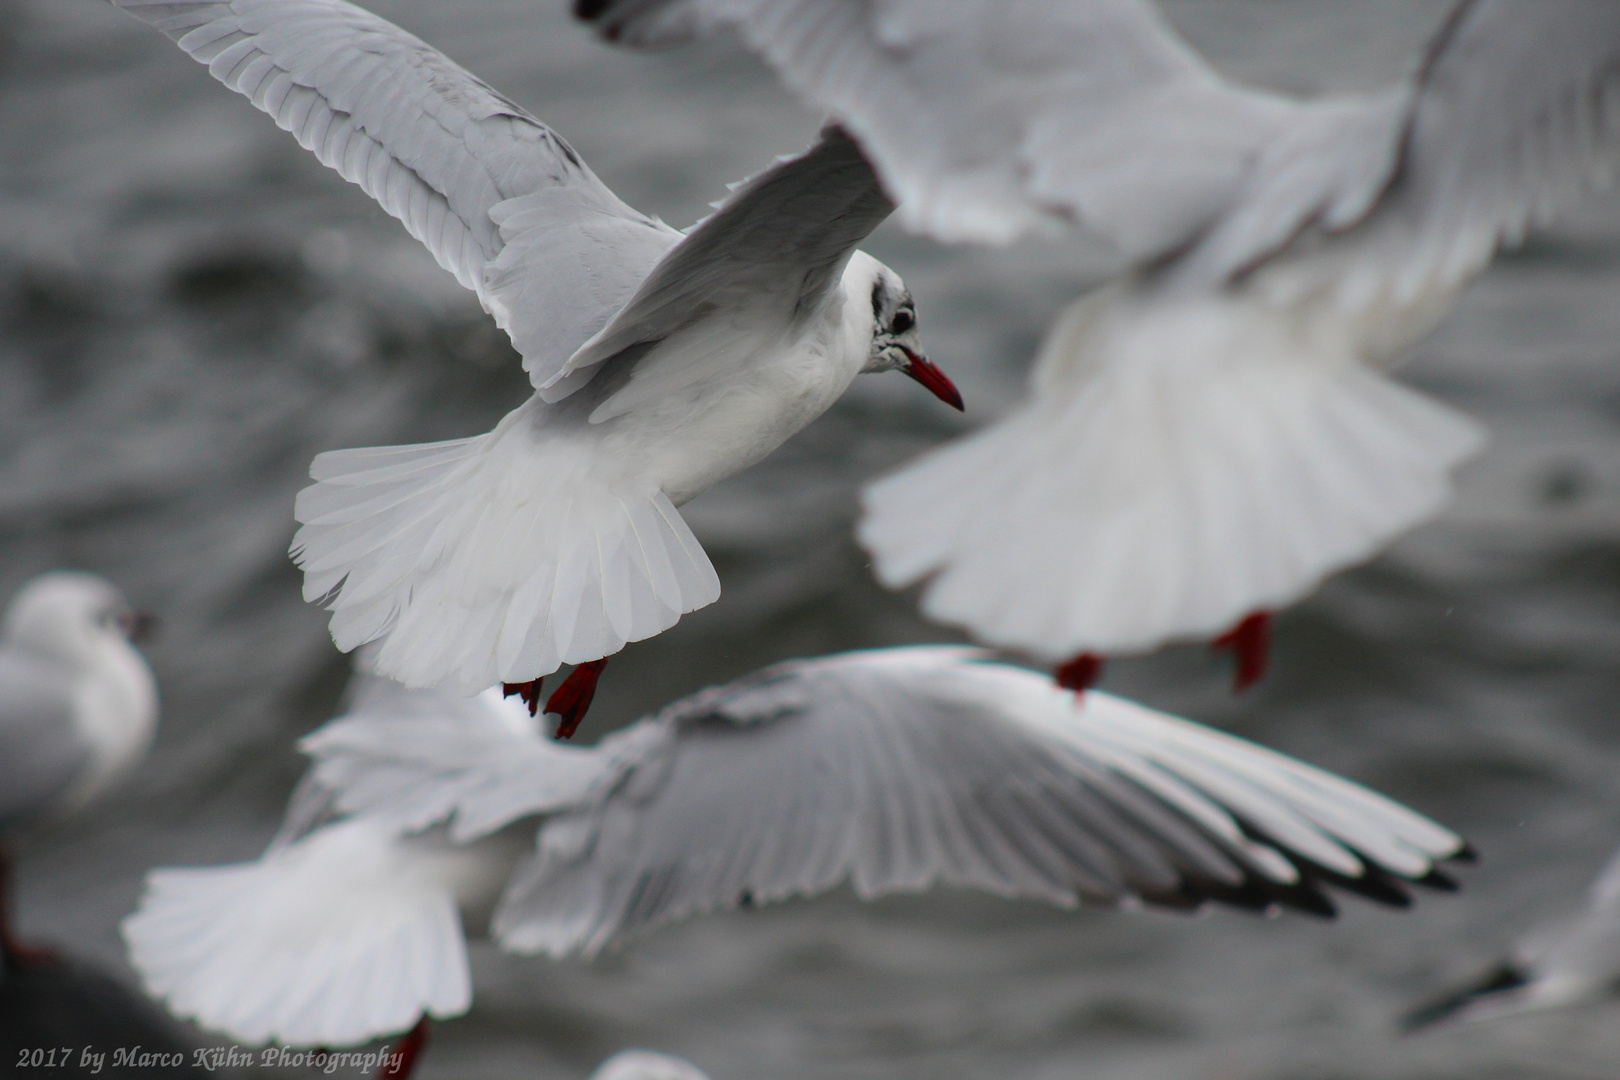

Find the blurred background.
[{"left": 3, "top": 0, "right": 1620, "bottom": 1076}]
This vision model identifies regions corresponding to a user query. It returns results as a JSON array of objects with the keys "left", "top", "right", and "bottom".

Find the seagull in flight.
[
  {"left": 124, "top": 646, "right": 1468, "bottom": 1052},
  {"left": 107, "top": 0, "right": 963, "bottom": 729},
  {"left": 1, "top": 572, "right": 158, "bottom": 969},
  {"left": 581, "top": 0, "right": 1620, "bottom": 692}
]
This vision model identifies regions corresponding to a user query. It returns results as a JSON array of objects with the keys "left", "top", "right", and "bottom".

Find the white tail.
[
  {"left": 292, "top": 402, "right": 721, "bottom": 693},
  {"left": 859, "top": 284, "right": 1486, "bottom": 658},
  {"left": 121, "top": 820, "right": 471, "bottom": 1047}
]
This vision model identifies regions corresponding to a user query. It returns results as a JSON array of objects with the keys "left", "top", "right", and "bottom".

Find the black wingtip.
[
  {"left": 573, "top": 0, "right": 612, "bottom": 19},
  {"left": 1400, "top": 962, "right": 1530, "bottom": 1033},
  {"left": 1413, "top": 867, "right": 1460, "bottom": 893},
  {"left": 1449, "top": 841, "right": 1481, "bottom": 865}
]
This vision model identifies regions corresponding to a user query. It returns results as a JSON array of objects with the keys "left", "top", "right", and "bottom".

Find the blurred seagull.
[
  {"left": 581, "top": 0, "right": 1620, "bottom": 691},
  {"left": 107, "top": 0, "right": 963, "bottom": 729},
  {"left": 1, "top": 572, "right": 158, "bottom": 967},
  {"left": 124, "top": 647, "right": 1467, "bottom": 1052},
  {"left": 1404, "top": 842, "right": 1620, "bottom": 1030}
]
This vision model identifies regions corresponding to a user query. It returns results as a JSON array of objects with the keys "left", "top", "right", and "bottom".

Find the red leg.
[
  {"left": 1212, "top": 610, "right": 1272, "bottom": 692},
  {"left": 546, "top": 658, "right": 609, "bottom": 740},
  {"left": 0, "top": 849, "right": 58, "bottom": 968},
  {"left": 502, "top": 679, "right": 544, "bottom": 717},
  {"left": 377, "top": 1017, "right": 430, "bottom": 1080},
  {"left": 1055, "top": 653, "right": 1105, "bottom": 698}
]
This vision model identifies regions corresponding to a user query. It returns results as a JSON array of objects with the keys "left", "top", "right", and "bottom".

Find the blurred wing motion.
[
  {"left": 123, "top": 671, "right": 540, "bottom": 1048},
  {"left": 586, "top": 0, "right": 1620, "bottom": 661},
  {"left": 1404, "top": 844, "right": 1620, "bottom": 1029},
  {"left": 579, "top": 0, "right": 1403, "bottom": 259},
  {"left": 488, "top": 647, "right": 1469, "bottom": 956},
  {"left": 126, "top": 649, "right": 1468, "bottom": 1043},
  {"left": 123, "top": 819, "right": 477, "bottom": 1047}
]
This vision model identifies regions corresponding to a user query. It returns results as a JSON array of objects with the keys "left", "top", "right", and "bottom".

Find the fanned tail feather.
[
  {"left": 121, "top": 821, "right": 470, "bottom": 1048},
  {"left": 292, "top": 407, "right": 720, "bottom": 693},
  {"left": 859, "top": 286, "right": 1485, "bottom": 658}
]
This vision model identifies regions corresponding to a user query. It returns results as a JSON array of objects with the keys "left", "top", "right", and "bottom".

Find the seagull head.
[
  {"left": 858, "top": 257, "right": 963, "bottom": 411},
  {"left": 1, "top": 571, "right": 153, "bottom": 671}
]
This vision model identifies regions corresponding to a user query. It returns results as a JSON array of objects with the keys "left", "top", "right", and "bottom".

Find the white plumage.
[
  {"left": 0, "top": 571, "right": 158, "bottom": 967},
  {"left": 0, "top": 572, "right": 158, "bottom": 835},
  {"left": 583, "top": 0, "right": 1620, "bottom": 663},
  {"left": 124, "top": 646, "right": 1466, "bottom": 1047},
  {"left": 108, "top": 0, "right": 960, "bottom": 694}
]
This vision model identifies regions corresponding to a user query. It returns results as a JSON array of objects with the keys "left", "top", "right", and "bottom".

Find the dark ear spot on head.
[{"left": 871, "top": 279, "right": 886, "bottom": 321}]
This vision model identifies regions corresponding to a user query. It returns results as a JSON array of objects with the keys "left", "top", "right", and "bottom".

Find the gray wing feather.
[
  {"left": 492, "top": 647, "right": 1466, "bottom": 957},
  {"left": 111, "top": 0, "right": 679, "bottom": 392},
  {"left": 581, "top": 0, "right": 1403, "bottom": 267},
  {"left": 589, "top": 1, "right": 1620, "bottom": 290},
  {"left": 0, "top": 651, "right": 86, "bottom": 829},
  {"left": 545, "top": 126, "right": 894, "bottom": 396},
  {"left": 1342, "top": 0, "right": 1620, "bottom": 301}
]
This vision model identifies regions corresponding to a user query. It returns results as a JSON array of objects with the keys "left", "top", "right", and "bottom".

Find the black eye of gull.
[{"left": 891, "top": 309, "right": 914, "bottom": 334}]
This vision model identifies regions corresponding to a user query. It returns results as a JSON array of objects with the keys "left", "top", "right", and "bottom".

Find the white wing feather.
[
  {"left": 122, "top": 819, "right": 473, "bottom": 1047},
  {"left": 109, "top": 0, "right": 680, "bottom": 393},
  {"left": 490, "top": 648, "right": 1466, "bottom": 957}
]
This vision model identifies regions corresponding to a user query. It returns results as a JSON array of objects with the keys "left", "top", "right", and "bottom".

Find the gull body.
[
  {"left": 109, "top": 0, "right": 959, "bottom": 697},
  {"left": 125, "top": 647, "right": 1466, "bottom": 1048},
  {"left": 0, "top": 572, "right": 157, "bottom": 832},
  {"left": 1, "top": 572, "right": 157, "bottom": 964},
  {"left": 584, "top": 0, "right": 1620, "bottom": 673}
]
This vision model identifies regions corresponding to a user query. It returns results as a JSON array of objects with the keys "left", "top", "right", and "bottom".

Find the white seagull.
[
  {"left": 107, "top": 0, "right": 963, "bottom": 726},
  {"left": 124, "top": 646, "right": 1467, "bottom": 1051},
  {"left": 581, "top": 0, "right": 1620, "bottom": 690},
  {"left": 1, "top": 571, "right": 158, "bottom": 967},
  {"left": 1405, "top": 842, "right": 1620, "bottom": 1029}
]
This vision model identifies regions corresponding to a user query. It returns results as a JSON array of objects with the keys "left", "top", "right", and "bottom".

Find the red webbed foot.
[
  {"left": 1213, "top": 610, "right": 1272, "bottom": 692},
  {"left": 503, "top": 679, "right": 544, "bottom": 717},
  {"left": 547, "top": 658, "right": 609, "bottom": 740},
  {"left": 1055, "top": 653, "right": 1105, "bottom": 698},
  {"left": 1, "top": 937, "right": 61, "bottom": 969},
  {"left": 376, "top": 1017, "right": 430, "bottom": 1079},
  {"left": 0, "top": 850, "right": 59, "bottom": 969}
]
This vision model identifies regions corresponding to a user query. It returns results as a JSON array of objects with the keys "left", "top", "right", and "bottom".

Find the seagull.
[
  {"left": 107, "top": 0, "right": 964, "bottom": 728},
  {"left": 124, "top": 646, "right": 1468, "bottom": 1053},
  {"left": 1404, "top": 842, "right": 1620, "bottom": 1029},
  {"left": 1, "top": 572, "right": 158, "bottom": 968},
  {"left": 580, "top": 0, "right": 1620, "bottom": 691}
]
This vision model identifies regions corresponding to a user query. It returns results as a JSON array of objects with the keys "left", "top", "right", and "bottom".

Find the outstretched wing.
[
  {"left": 110, "top": 0, "right": 680, "bottom": 392},
  {"left": 1320, "top": 1, "right": 1620, "bottom": 306},
  {"left": 542, "top": 126, "right": 894, "bottom": 403},
  {"left": 578, "top": 0, "right": 1406, "bottom": 266},
  {"left": 493, "top": 647, "right": 1467, "bottom": 957},
  {"left": 587, "top": 0, "right": 1620, "bottom": 291}
]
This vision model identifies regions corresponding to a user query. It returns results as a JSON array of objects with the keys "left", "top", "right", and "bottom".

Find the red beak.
[{"left": 900, "top": 347, "right": 964, "bottom": 411}]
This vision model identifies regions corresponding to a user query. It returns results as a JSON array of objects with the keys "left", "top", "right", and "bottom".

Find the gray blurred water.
[{"left": 4, "top": 1, "right": 1620, "bottom": 1077}]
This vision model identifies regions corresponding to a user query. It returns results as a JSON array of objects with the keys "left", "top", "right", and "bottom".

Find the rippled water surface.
[{"left": 4, "top": 1, "right": 1620, "bottom": 1077}]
